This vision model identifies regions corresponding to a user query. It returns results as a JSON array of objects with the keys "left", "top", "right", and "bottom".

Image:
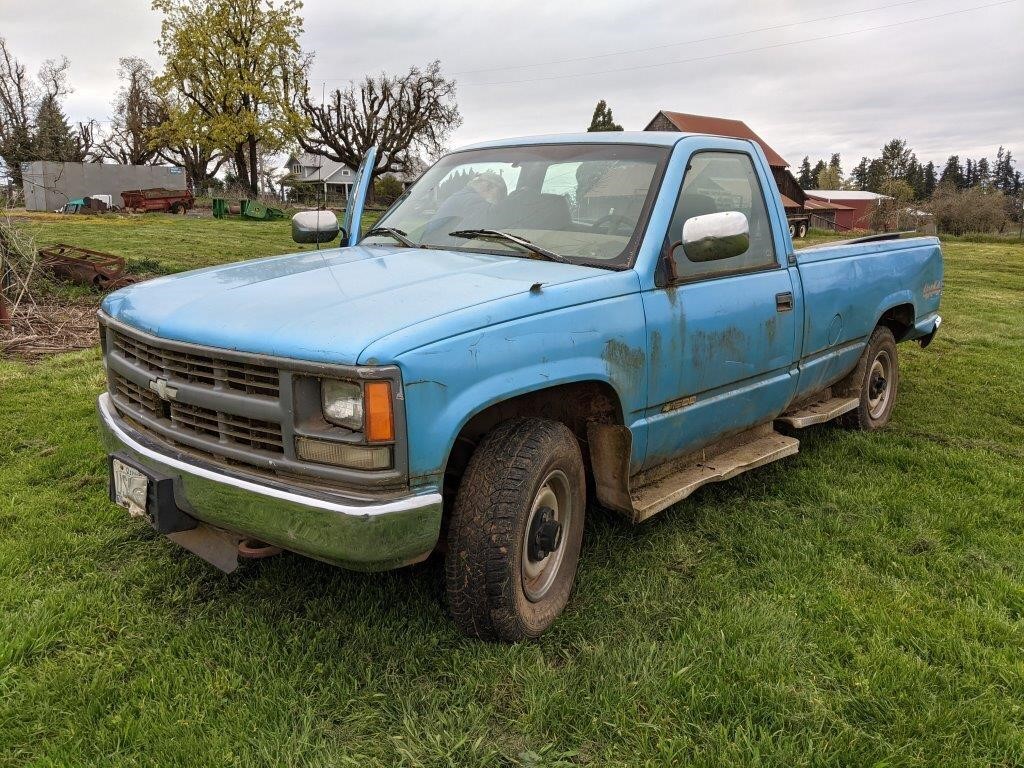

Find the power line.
[
  {"left": 459, "top": 0, "right": 1017, "bottom": 87},
  {"left": 452, "top": 0, "right": 932, "bottom": 76}
]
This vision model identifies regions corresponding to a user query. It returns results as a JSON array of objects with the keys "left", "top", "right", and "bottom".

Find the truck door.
[{"left": 641, "top": 150, "right": 800, "bottom": 469}]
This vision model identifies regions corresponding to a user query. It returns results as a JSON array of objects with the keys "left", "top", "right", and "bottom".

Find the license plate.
[{"left": 112, "top": 458, "right": 150, "bottom": 519}]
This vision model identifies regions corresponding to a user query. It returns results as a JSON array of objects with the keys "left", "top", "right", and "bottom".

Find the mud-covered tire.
[
  {"left": 839, "top": 325, "right": 899, "bottom": 430},
  {"left": 444, "top": 417, "right": 586, "bottom": 641}
]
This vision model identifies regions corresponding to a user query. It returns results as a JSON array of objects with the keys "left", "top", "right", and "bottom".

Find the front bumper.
[{"left": 97, "top": 393, "right": 443, "bottom": 571}]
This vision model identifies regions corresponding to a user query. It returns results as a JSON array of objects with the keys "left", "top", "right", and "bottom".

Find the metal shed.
[{"left": 20, "top": 161, "right": 187, "bottom": 212}]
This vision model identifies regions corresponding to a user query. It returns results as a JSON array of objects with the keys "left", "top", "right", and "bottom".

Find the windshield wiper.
[
  {"left": 448, "top": 229, "right": 569, "bottom": 263},
  {"left": 364, "top": 226, "right": 421, "bottom": 248}
]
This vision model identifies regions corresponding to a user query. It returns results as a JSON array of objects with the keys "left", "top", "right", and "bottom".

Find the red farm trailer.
[{"left": 120, "top": 188, "right": 194, "bottom": 214}]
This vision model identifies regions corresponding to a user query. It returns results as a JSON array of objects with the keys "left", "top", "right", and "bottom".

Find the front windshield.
[{"left": 364, "top": 143, "right": 669, "bottom": 267}]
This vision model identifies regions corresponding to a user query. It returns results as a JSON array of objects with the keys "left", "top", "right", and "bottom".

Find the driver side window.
[{"left": 666, "top": 151, "right": 777, "bottom": 281}]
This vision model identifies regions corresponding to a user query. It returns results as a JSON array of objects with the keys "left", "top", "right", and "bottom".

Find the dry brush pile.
[{"left": 0, "top": 214, "right": 100, "bottom": 362}]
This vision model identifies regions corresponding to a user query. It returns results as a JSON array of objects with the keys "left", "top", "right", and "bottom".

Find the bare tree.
[
  {"left": 95, "top": 58, "right": 167, "bottom": 165},
  {"left": 157, "top": 139, "right": 225, "bottom": 192},
  {"left": 0, "top": 39, "right": 37, "bottom": 187},
  {"left": 299, "top": 61, "right": 460, "bottom": 188},
  {"left": 1, "top": 41, "right": 93, "bottom": 186}
]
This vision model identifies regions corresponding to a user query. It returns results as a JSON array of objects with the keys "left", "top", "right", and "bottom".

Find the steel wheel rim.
[
  {"left": 522, "top": 469, "right": 572, "bottom": 602},
  {"left": 867, "top": 350, "right": 893, "bottom": 419}
]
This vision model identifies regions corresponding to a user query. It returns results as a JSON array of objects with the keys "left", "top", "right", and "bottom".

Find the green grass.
[
  {"left": 1, "top": 215, "right": 1023, "bottom": 766},
  {"left": 16, "top": 210, "right": 381, "bottom": 274}
]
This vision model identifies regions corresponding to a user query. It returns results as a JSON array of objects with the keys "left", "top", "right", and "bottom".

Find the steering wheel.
[{"left": 591, "top": 214, "right": 633, "bottom": 236}]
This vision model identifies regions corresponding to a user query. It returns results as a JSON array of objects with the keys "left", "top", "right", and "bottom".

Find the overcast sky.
[{"left": 3, "top": 0, "right": 1022, "bottom": 170}]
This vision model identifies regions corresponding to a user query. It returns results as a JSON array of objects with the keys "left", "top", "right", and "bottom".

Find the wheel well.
[
  {"left": 442, "top": 381, "right": 623, "bottom": 507},
  {"left": 878, "top": 303, "right": 915, "bottom": 340}
]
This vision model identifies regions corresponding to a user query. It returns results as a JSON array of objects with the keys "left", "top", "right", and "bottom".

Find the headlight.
[{"left": 321, "top": 379, "right": 363, "bottom": 429}]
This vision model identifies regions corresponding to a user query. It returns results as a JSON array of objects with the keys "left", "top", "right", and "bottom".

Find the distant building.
[
  {"left": 644, "top": 111, "right": 856, "bottom": 232},
  {"left": 645, "top": 110, "right": 806, "bottom": 204},
  {"left": 281, "top": 152, "right": 356, "bottom": 200},
  {"left": 20, "top": 161, "right": 186, "bottom": 212},
  {"left": 805, "top": 190, "right": 892, "bottom": 230}
]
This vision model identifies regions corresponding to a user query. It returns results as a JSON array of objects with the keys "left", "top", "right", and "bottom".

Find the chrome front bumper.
[{"left": 97, "top": 393, "right": 443, "bottom": 571}]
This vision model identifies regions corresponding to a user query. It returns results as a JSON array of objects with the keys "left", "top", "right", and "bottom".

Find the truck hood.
[{"left": 101, "top": 245, "right": 607, "bottom": 365}]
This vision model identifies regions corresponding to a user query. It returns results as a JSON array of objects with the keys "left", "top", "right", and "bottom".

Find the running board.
[
  {"left": 588, "top": 423, "right": 799, "bottom": 524},
  {"left": 776, "top": 396, "right": 858, "bottom": 428}
]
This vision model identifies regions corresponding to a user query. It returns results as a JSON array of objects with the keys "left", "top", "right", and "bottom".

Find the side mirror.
[
  {"left": 676, "top": 210, "right": 749, "bottom": 263},
  {"left": 291, "top": 210, "right": 340, "bottom": 244}
]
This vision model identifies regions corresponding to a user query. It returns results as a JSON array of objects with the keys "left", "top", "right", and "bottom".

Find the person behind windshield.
[{"left": 422, "top": 171, "right": 508, "bottom": 239}]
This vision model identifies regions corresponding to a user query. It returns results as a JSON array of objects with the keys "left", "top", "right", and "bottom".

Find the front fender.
[{"left": 397, "top": 292, "right": 649, "bottom": 485}]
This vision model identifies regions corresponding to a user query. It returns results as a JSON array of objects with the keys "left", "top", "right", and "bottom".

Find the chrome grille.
[
  {"left": 112, "top": 330, "right": 279, "bottom": 398},
  {"left": 110, "top": 371, "right": 284, "bottom": 456},
  {"left": 113, "top": 373, "right": 162, "bottom": 413},
  {"left": 169, "top": 401, "right": 284, "bottom": 453}
]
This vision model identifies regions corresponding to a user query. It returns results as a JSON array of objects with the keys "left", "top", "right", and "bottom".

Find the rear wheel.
[
  {"left": 788, "top": 222, "right": 796, "bottom": 238},
  {"left": 445, "top": 417, "right": 586, "bottom": 641},
  {"left": 797, "top": 222, "right": 808, "bottom": 238},
  {"left": 839, "top": 325, "right": 899, "bottom": 430}
]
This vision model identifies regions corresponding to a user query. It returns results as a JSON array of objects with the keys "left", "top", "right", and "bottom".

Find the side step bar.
[
  {"left": 775, "top": 396, "right": 858, "bottom": 428},
  {"left": 588, "top": 423, "right": 799, "bottom": 524}
]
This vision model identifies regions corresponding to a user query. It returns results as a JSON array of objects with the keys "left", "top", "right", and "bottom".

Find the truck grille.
[
  {"left": 112, "top": 329, "right": 279, "bottom": 398},
  {"left": 110, "top": 372, "right": 285, "bottom": 455}
]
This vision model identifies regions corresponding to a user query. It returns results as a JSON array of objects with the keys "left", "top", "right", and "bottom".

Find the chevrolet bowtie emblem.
[{"left": 149, "top": 378, "right": 178, "bottom": 401}]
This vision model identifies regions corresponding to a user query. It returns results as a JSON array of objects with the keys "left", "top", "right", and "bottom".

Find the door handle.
[{"left": 776, "top": 292, "right": 794, "bottom": 312}]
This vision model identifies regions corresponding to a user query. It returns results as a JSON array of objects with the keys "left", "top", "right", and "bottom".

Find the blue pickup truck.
[{"left": 97, "top": 132, "right": 943, "bottom": 640}]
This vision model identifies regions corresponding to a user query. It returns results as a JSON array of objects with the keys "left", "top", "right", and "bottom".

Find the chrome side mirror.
[
  {"left": 291, "top": 210, "right": 340, "bottom": 244},
  {"left": 677, "top": 210, "right": 749, "bottom": 263}
]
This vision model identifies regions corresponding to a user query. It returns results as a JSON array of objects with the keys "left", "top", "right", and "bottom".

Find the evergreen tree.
[
  {"left": 905, "top": 157, "right": 923, "bottom": 199},
  {"left": 993, "top": 147, "right": 1007, "bottom": 191},
  {"left": 810, "top": 159, "right": 827, "bottom": 188},
  {"left": 587, "top": 100, "right": 622, "bottom": 132},
  {"left": 797, "top": 156, "right": 813, "bottom": 188},
  {"left": 828, "top": 153, "right": 842, "bottom": 177},
  {"left": 880, "top": 138, "right": 912, "bottom": 179},
  {"left": 975, "top": 157, "right": 991, "bottom": 188},
  {"left": 923, "top": 161, "right": 937, "bottom": 198},
  {"left": 865, "top": 158, "right": 887, "bottom": 192},
  {"left": 939, "top": 155, "right": 964, "bottom": 188},
  {"left": 32, "top": 93, "right": 85, "bottom": 161},
  {"left": 850, "top": 157, "right": 870, "bottom": 190}
]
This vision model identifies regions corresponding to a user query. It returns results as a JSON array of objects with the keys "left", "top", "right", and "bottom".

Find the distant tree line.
[
  {"left": 797, "top": 139, "right": 1022, "bottom": 233},
  {"left": 798, "top": 140, "right": 1021, "bottom": 200}
]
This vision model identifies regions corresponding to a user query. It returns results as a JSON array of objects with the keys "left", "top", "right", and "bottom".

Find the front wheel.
[
  {"left": 839, "top": 325, "right": 899, "bottom": 430},
  {"left": 445, "top": 418, "right": 586, "bottom": 641}
]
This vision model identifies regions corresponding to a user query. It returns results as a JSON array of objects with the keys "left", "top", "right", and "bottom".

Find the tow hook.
[
  {"left": 238, "top": 539, "right": 283, "bottom": 559},
  {"left": 527, "top": 507, "right": 562, "bottom": 562}
]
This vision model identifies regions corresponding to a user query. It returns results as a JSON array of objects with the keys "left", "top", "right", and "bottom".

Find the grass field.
[{"left": 1, "top": 214, "right": 1023, "bottom": 766}]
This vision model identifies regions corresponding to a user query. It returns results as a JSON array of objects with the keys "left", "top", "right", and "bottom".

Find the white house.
[{"left": 281, "top": 152, "right": 355, "bottom": 199}]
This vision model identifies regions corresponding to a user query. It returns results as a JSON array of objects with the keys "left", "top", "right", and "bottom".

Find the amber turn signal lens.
[{"left": 364, "top": 381, "right": 394, "bottom": 442}]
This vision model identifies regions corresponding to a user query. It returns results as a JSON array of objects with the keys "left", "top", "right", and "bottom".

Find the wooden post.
[{"left": 0, "top": 226, "right": 12, "bottom": 329}]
